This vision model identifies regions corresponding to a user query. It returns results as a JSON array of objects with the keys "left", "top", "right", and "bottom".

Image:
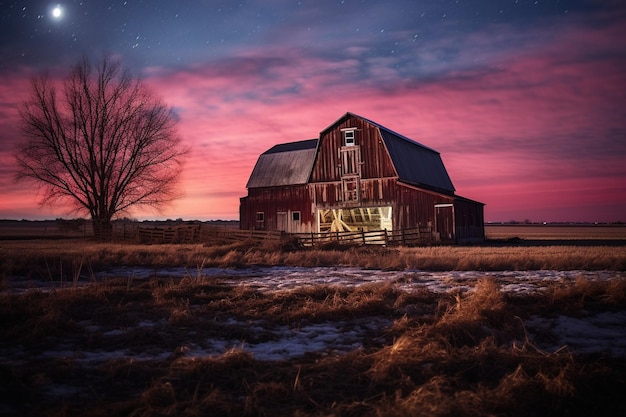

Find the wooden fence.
[
  {"left": 293, "top": 226, "right": 434, "bottom": 247},
  {"left": 113, "top": 223, "right": 283, "bottom": 245},
  {"left": 113, "top": 222, "right": 434, "bottom": 246}
]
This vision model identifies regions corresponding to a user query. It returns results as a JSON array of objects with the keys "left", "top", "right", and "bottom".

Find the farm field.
[
  {"left": 484, "top": 224, "right": 626, "bottom": 242},
  {"left": 1, "top": 230, "right": 625, "bottom": 416},
  {"left": 2, "top": 220, "right": 626, "bottom": 242}
]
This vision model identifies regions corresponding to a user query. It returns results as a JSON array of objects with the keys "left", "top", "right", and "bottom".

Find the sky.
[{"left": 0, "top": 0, "right": 625, "bottom": 223}]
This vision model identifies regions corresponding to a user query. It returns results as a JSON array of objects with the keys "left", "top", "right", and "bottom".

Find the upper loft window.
[{"left": 342, "top": 128, "right": 356, "bottom": 146}]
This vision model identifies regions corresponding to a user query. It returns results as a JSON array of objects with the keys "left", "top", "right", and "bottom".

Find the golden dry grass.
[
  {"left": 1, "top": 235, "right": 625, "bottom": 416},
  {"left": 1, "top": 238, "right": 625, "bottom": 283}
]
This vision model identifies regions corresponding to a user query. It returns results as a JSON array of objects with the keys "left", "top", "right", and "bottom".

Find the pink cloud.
[{"left": 1, "top": 13, "right": 624, "bottom": 223}]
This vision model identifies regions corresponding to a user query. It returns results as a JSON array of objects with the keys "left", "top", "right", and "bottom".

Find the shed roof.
[
  {"left": 246, "top": 139, "right": 317, "bottom": 188},
  {"left": 264, "top": 138, "right": 318, "bottom": 154}
]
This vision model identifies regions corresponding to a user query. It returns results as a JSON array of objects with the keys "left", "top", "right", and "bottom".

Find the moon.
[{"left": 52, "top": 5, "right": 63, "bottom": 19}]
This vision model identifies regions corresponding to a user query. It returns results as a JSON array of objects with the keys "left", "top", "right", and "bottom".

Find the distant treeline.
[
  {"left": 2, "top": 218, "right": 624, "bottom": 226},
  {"left": 489, "top": 221, "right": 625, "bottom": 225},
  {"left": 0, "top": 219, "right": 240, "bottom": 240},
  {"left": 0, "top": 218, "right": 240, "bottom": 226}
]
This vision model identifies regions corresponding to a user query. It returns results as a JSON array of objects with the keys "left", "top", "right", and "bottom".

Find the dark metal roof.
[
  {"left": 246, "top": 139, "right": 318, "bottom": 188},
  {"left": 263, "top": 139, "right": 318, "bottom": 155},
  {"left": 352, "top": 113, "right": 439, "bottom": 153},
  {"left": 378, "top": 128, "right": 455, "bottom": 193}
]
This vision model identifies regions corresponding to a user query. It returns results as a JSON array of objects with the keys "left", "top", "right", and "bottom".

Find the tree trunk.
[{"left": 92, "top": 217, "right": 113, "bottom": 241}]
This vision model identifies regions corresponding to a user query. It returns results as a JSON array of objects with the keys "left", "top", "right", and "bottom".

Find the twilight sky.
[{"left": 1, "top": 0, "right": 625, "bottom": 223}]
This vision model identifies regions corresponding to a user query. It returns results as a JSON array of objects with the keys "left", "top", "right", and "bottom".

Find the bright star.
[{"left": 52, "top": 5, "right": 63, "bottom": 19}]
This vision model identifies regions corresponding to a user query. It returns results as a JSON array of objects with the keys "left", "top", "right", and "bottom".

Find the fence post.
[{"left": 361, "top": 230, "right": 366, "bottom": 244}]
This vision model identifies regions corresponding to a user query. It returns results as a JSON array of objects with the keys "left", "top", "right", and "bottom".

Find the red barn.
[{"left": 240, "top": 113, "right": 484, "bottom": 243}]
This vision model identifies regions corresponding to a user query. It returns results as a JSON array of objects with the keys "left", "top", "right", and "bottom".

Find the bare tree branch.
[{"left": 16, "top": 55, "right": 189, "bottom": 240}]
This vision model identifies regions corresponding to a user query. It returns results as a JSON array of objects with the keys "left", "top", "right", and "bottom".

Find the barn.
[{"left": 240, "top": 112, "right": 485, "bottom": 243}]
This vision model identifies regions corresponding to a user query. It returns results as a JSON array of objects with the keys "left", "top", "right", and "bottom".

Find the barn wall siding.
[
  {"left": 454, "top": 199, "right": 486, "bottom": 243},
  {"left": 311, "top": 115, "right": 396, "bottom": 183},
  {"left": 392, "top": 184, "right": 455, "bottom": 231},
  {"left": 312, "top": 178, "right": 400, "bottom": 208},
  {"left": 240, "top": 185, "right": 314, "bottom": 232},
  {"left": 311, "top": 180, "right": 456, "bottom": 232}
]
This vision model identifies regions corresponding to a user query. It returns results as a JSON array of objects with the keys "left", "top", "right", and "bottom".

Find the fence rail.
[
  {"left": 119, "top": 223, "right": 282, "bottom": 244},
  {"left": 0, "top": 220, "right": 433, "bottom": 246},
  {"left": 110, "top": 222, "right": 434, "bottom": 246},
  {"left": 0, "top": 219, "right": 437, "bottom": 246},
  {"left": 292, "top": 226, "right": 434, "bottom": 247}
]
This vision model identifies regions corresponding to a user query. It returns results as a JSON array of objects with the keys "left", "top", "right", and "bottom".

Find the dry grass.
[
  {"left": 1, "top": 238, "right": 625, "bottom": 283},
  {"left": 1, "top": 274, "right": 625, "bottom": 416},
  {"left": 1, "top": 237, "right": 625, "bottom": 416}
]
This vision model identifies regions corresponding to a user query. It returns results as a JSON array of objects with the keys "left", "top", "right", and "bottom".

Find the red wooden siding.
[
  {"left": 454, "top": 198, "right": 486, "bottom": 243},
  {"left": 312, "top": 179, "right": 455, "bottom": 231},
  {"left": 240, "top": 185, "right": 313, "bottom": 232},
  {"left": 392, "top": 184, "right": 454, "bottom": 231},
  {"left": 310, "top": 115, "right": 396, "bottom": 183}
]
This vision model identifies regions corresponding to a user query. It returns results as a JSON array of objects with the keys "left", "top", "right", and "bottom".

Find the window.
[
  {"left": 255, "top": 212, "right": 265, "bottom": 229},
  {"left": 292, "top": 211, "right": 301, "bottom": 222},
  {"left": 343, "top": 129, "right": 355, "bottom": 146}
]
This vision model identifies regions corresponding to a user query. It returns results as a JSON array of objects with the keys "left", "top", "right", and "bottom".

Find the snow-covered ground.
[
  {"left": 12, "top": 265, "right": 621, "bottom": 294},
  {"left": 3, "top": 266, "right": 626, "bottom": 362}
]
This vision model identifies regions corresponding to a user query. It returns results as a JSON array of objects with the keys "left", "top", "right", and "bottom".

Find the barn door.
[
  {"left": 435, "top": 204, "right": 454, "bottom": 241},
  {"left": 342, "top": 177, "right": 360, "bottom": 202},
  {"left": 340, "top": 146, "right": 361, "bottom": 176},
  {"left": 277, "top": 212, "right": 288, "bottom": 232}
]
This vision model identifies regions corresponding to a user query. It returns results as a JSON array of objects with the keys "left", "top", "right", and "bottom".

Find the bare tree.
[{"left": 16, "top": 56, "right": 188, "bottom": 240}]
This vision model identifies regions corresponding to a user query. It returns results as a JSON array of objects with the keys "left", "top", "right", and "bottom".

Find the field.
[
  {"left": 485, "top": 224, "right": 626, "bottom": 242},
  {"left": 1, "top": 225, "right": 625, "bottom": 416}
]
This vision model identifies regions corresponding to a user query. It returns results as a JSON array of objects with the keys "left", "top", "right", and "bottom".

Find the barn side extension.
[{"left": 240, "top": 112, "right": 485, "bottom": 244}]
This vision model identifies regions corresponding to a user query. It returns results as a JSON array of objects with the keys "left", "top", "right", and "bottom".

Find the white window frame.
[{"left": 341, "top": 128, "right": 357, "bottom": 146}]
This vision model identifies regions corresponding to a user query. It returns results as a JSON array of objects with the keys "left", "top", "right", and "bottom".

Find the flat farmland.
[
  {"left": 485, "top": 224, "right": 626, "bottom": 241},
  {"left": 3, "top": 220, "right": 626, "bottom": 244},
  {"left": 1, "top": 228, "right": 625, "bottom": 416}
]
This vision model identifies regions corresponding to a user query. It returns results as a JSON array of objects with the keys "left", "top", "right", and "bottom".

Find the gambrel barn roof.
[
  {"left": 323, "top": 113, "right": 455, "bottom": 193},
  {"left": 246, "top": 113, "right": 455, "bottom": 194}
]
